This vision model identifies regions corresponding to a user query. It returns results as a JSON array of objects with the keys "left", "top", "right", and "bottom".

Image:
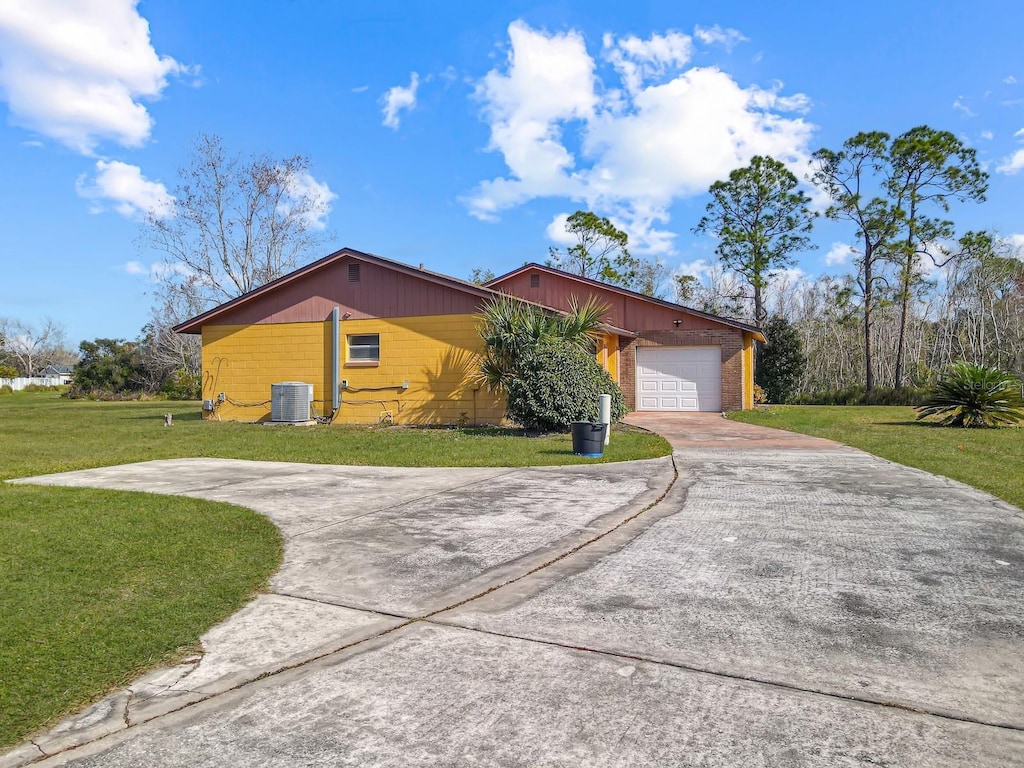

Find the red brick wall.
[{"left": 619, "top": 329, "right": 745, "bottom": 412}]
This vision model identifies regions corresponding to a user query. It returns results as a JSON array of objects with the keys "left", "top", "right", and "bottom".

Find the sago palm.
[{"left": 915, "top": 362, "right": 1024, "bottom": 428}]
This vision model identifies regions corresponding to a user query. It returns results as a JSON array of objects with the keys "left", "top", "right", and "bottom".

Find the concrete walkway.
[{"left": 5, "top": 417, "right": 1024, "bottom": 767}]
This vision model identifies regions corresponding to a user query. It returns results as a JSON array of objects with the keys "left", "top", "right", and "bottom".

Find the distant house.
[
  {"left": 173, "top": 247, "right": 763, "bottom": 424},
  {"left": 40, "top": 364, "right": 74, "bottom": 385}
]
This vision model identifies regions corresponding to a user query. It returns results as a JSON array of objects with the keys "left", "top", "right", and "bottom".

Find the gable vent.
[
  {"left": 530, "top": 273, "right": 540, "bottom": 288},
  {"left": 348, "top": 263, "right": 361, "bottom": 283}
]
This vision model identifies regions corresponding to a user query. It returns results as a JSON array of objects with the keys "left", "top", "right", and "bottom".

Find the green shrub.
[
  {"left": 160, "top": 368, "right": 201, "bottom": 400},
  {"left": 66, "top": 338, "right": 146, "bottom": 399},
  {"left": 505, "top": 339, "right": 626, "bottom": 432},
  {"left": 0, "top": 364, "right": 18, "bottom": 378},
  {"left": 756, "top": 315, "right": 805, "bottom": 403},
  {"left": 915, "top": 362, "right": 1024, "bottom": 428},
  {"left": 0, "top": 385, "right": 12, "bottom": 395},
  {"left": 791, "top": 385, "right": 929, "bottom": 407}
]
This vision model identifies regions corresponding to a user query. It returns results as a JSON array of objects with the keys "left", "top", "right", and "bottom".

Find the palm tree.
[{"left": 476, "top": 294, "right": 608, "bottom": 392}]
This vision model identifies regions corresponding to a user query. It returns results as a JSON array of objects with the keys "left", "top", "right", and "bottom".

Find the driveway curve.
[{"left": 5, "top": 416, "right": 1024, "bottom": 767}]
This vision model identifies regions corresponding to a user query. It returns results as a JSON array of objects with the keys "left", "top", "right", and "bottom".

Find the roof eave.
[{"left": 487, "top": 262, "right": 764, "bottom": 337}]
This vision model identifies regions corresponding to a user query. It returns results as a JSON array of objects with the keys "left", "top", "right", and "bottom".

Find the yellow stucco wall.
[
  {"left": 742, "top": 332, "right": 755, "bottom": 409},
  {"left": 201, "top": 314, "right": 505, "bottom": 425},
  {"left": 597, "top": 333, "right": 619, "bottom": 383}
]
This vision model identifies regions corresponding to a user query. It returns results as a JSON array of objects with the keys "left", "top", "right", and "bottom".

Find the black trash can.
[{"left": 571, "top": 421, "right": 607, "bottom": 457}]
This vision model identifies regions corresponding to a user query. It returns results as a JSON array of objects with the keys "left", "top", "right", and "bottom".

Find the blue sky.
[{"left": 1, "top": 0, "right": 1022, "bottom": 345}]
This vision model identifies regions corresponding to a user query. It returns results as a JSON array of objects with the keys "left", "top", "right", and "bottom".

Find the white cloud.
[
  {"left": 674, "top": 258, "right": 713, "bottom": 278},
  {"left": 0, "top": 0, "right": 187, "bottom": 154},
  {"left": 464, "top": 21, "right": 815, "bottom": 254},
  {"left": 1007, "top": 234, "right": 1024, "bottom": 251},
  {"left": 467, "top": 22, "right": 597, "bottom": 220},
  {"left": 381, "top": 72, "right": 420, "bottom": 130},
  {"left": 998, "top": 128, "right": 1024, "bottom": 174},
  {"left": 351, "top": 84, "right": 369, "bottom": 93},
  {"left": 952, "top": 96, "right": 976, "bottom": 117},
  {"left": 545, "top": 213, "right": 577, "bottom": 246},
  {"left": 980, "top": 130, "right": 994, "bottom": 140},
  {"left": 1005, "top": 75, "right": 1018, "bottom": 85},
  {"left": 76, "top": 160, "right": 174, "bottom": 219},
  {"left": 693, "top": 25, "right": 748, "bottom": 51},
  {"left": 824, "top": 242, "right": 855, "bottom": 267},
  {"left": 281, "top": 171, "right": 336, "bottom": 230},
  {"left": 602, "top": 31, "right": 693, "bottom": 95}
]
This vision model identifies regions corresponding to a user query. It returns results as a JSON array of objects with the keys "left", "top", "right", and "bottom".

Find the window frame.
[{"left": 346, "top": 333, "right": 380, "bottom": 366}]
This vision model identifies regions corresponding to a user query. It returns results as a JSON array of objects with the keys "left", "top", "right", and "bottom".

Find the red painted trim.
[{"left": 486, "top": 262, "right": 766, "bottom": 341}]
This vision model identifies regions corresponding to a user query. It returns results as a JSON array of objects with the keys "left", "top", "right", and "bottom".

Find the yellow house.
[{"left": 173, "top": 248, "right": 764, "bottom": 424}]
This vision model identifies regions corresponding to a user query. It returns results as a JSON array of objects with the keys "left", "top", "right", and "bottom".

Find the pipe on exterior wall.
[{"left": 331, "top": 307, "right": 341, "bottom": 411}]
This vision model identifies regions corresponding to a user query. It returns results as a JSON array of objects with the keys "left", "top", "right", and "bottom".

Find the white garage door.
[{"left": 636, "top": 346, "right": 722, "bottom": 412}]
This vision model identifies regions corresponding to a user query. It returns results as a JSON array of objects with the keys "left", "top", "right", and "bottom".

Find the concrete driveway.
[{"left": 5, "top": 416, "right": 1024, "bottom": 767}]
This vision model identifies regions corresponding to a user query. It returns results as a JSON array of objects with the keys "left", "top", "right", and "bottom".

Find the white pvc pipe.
[{"left": 598, "top": 393, "right": 611, "bottom": 445}]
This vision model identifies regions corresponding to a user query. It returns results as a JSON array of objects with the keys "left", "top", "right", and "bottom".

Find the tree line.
[
  {"left": 675, "top": 125, "right": 1020, "bottom": 402},
  {"left": 9, "top": 126, "right": 1016, "bottom": 403}
]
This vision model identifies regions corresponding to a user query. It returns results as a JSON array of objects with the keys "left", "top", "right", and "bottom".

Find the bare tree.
[
  {"left": 139, "top": 291, "right": 203, "bottom": 391},
  {"left": 674, "top": 266, "right": 751, "bottom": 320},
  {"left": 0, "top": 317, "right": 69, "bottom": 377},
  {"left": 145, "top": 133, "right": 333, "bottom": 312}
]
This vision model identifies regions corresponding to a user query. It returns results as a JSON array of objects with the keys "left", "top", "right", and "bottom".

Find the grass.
[
  {"left": 0, "top": 392, "right": 668, "bottom": 748},
  {"left": 0, "top": 486, "right": 281, "bottom": 748},
  {"left": 0, "top": 393, "right": 670, "bottom": 481},
  {"left": 730, "top": 405, "right": 1024, "bottom": 510}
]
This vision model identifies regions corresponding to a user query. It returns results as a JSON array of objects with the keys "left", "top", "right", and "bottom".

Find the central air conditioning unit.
[{"left": 270, "top": 382, "right": 313, "bottom": 423}]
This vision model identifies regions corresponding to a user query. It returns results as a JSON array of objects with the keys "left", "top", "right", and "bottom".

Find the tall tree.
[
  {"left": 146, "top": 134, "right": 332, "bottom": 312},
  {"left": 547, "top": 211, "right": 635, "bottom": 283},
  {"left": 547, "top": 210, "right": 673, "bottom": 297},
  {"left": 887, "top": 126, "right": 987, "bottom": 387},
  {"left": 811, "top": 133, "right": 897, "bottom": 393},
  {"left": 693, "top": 155, "right": 816, "bottom": 328}
]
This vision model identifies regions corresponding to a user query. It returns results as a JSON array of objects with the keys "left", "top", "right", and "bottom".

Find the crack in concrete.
[
  {"left": 425, "top": 621, "right": 1024, "bottom": 735},
  {"left": 269, "top": 590, "right": 412, "bottom": 620},
  {"left": 28, "top": 741, "right": 45, "bottom": 758},
  {"left": 14, "top": 459, "right": 679, "bottom": 766},
  {"left": 419, "top": 456, "right": 681, "bottom": 619}
]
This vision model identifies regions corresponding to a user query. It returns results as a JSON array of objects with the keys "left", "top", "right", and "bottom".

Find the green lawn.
[
  {"left": 0, "top": 393, "right": 669, "bottom": 482},
  {"left": 730, "top": 406, "right": 1024, "bottom": 510},
  {"left": 0, "top": 486, "right": 281, "bottom": 749},
  {"left": 0, "top": 392, "right": 668, "bottom": 748}
]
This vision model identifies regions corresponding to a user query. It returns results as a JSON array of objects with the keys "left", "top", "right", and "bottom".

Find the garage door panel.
[{"left": 636, "top": 346, "right": 721, "bottom": 412}]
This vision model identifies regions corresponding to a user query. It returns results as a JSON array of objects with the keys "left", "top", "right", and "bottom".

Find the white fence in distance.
[{"left": 0, "top": 376, "right": 71, "bottom": 391}]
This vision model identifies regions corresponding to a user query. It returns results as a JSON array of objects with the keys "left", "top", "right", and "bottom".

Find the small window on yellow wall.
[{"left": 347, "top": 334, "right": 379, "bottom": 364}]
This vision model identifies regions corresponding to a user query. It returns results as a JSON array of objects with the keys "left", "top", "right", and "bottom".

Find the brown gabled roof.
[
  {"left": 486, "top": 262, "right": 766, "bottom": 342},
  {"left": 172, "top": 247, "right": 638, "bottom": 338},
  {"left": 173, "top": 247, "right": 495, "bottom": 334}
]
